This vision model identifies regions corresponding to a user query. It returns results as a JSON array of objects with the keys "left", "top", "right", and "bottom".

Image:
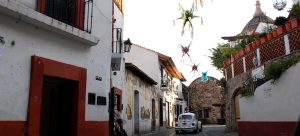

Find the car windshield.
[{"left": 179, "top": 115, "right": 192, "bottom": 120}]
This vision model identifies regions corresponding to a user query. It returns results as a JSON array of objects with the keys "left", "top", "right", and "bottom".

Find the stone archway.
[
  {"left": 233, "top": 88, "right": 242, "bottom": 131},
  {"left": 225, "top": 72, "right": 251, "bottom": 132},
  {"left": 225, "top": 88, "right": 242, "bottom": 132}
]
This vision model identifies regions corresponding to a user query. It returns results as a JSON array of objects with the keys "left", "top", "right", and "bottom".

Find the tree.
[
  {"left": 289, "top": 2, "right": 300, "bottom": 18},
  {"left": 209, "top": 42, "right": 244, "bottom": 70},
  {"left": 209, "top": 43, "right": 232, "bottom": 70},
  {"left": 274, "top": 16, "right": 288, "bottom": 26}
]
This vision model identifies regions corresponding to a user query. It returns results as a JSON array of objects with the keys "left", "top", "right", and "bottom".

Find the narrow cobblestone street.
[{"left": 142, "top": 125, "right": 238, "bottom": 136}]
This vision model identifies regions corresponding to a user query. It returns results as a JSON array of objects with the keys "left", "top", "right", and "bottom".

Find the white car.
[{"left": 175, "top": 112, "right": 202, "bottom": 134}]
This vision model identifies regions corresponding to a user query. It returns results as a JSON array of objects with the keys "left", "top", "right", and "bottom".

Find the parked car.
[{"left": 175, "top": 112, "right": 202, "bottom": 134}]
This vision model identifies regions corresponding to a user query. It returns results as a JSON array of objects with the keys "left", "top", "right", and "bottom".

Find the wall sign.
[
  {"left": 97, "top": 96, "right": 107, "bottom": 105},
  {"left": 88, "top": 93, "right": 96, "bottom": 105}
]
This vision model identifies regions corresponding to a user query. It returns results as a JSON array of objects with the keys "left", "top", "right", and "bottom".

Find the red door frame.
[{"left": 28, "top": 56, "right": 87, "bottom": 136}]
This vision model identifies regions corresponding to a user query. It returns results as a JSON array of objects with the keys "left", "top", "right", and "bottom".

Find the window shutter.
[
  {"left": 75, "top": 0, "right": 85, "bottom": 30},
  {"left": 37, "top": 0, "right": 46, "bottom": 13}
]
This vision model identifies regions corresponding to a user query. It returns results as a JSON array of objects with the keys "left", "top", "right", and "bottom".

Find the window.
[
  {"left": 204, "top": 108, "right": 209, "bottom": 118},
  {"left": 198, "top": 108, "right": 210, "bottom": 118},
  {"left": 112, "top": 87, "right": 123, "bottom": 112},
  {"left": 37, "top": 0, "right": 85, "bottom": 30},
  {"left": 88, "top": 93, "right": 96, "bottom": 105},
  {"left": 198, "top": 110, "right": 203, "bottom": 119},
  {"left": 179, "top": 105, "right": 182, "bottom": 114},
  {"left": 179, "top": 115, "right": 192, "bottom": 120},
  {"left": 114, "top": 94, "right": 121, "bottom": 111}
]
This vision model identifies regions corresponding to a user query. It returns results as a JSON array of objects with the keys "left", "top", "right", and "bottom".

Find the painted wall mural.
[{"left": 141, "top": 106, "right": 150, "bottom": 120}]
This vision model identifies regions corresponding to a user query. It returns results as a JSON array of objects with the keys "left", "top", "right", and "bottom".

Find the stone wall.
[
  {"left": 188, "top": 77, "right": 225, "bottom": 124},
  {"left": 225, "top": 72, "right": 251, "bottom": 132}
]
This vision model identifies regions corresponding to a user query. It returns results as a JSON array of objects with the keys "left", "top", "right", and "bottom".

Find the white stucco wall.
[
  {"left": 124, "top": 44, "right": 161, "bottom": 83},
  {"left": 239, "top": 62, "right": 300, "bottom": 122},
  {"left": 256, "top": 22, "right": 276, "bottom": 34},
  {"left": 111, "top": 3, "right": 126, "bottom": 93},
  {"left": 124, "top": 70, "right": 160, "bottom": 136},
  {"left": 123, "top": 45, "right": 162, "bottom": 135},
  {"left": 0, "top": 0, "right": 112, "bottom": 121}
]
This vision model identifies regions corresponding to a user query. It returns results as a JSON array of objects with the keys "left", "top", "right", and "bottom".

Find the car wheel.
[
  {"left": 176, "top": 130, "right": 180, "bottom": 134},
  {"left": 193, "top": 126, "right": 199, "bottom": 133},
  {"left": 199, "top": 125, "right": 203, "bottom": 132}
]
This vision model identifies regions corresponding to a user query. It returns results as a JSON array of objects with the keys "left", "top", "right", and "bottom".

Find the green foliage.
[
  {"left": 209, "top": 43, "right": 231, "bottom": 70},
  {"left": 289, "top": 2, "right": 300, "bottom": 18},
  {"left": 264, "top": 54, "right": 300, "bottom": 83},
  {"left": 209, "top": 42, "right": 244, "bottom": 70},
  {"left": 220, "top": 77, "right": 227, "bottom": 88},
  {"left": 274, "top": 16, "right": 288, "bottom": 26},
  {"left": 209, "top": 34, "right": 259, "bottom": 70},
  {"left": 240, "top": 87, "right": 254, "bottom": 97}
]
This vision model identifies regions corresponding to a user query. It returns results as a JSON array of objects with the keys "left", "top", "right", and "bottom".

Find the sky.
[{"left": 123, "top": 0, "right": 294, "bottom": 85}]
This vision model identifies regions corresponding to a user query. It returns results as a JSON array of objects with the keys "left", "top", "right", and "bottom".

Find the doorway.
[
  {"left": 234, "top": 93, "right": 241, "bottom": 130},
  {"left": 28, "top": 56, "right": 87, "bottom": 136},
  {"left": 151, "top": 99, "right": 156, "bottom": 131},
  {"left": 159, "top": 98, "right": 163, "bottom": 127},
  {"left": 166, "top": 102, "right": 170, "bottom": 126},
  {"left": 40, "top": 76, "right": 77, "bottom": 136},
  {"left": 134, "top": 90, "right": 139, "bottom": 134}
]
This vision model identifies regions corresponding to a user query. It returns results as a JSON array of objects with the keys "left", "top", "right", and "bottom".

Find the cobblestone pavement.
[{"left": 142, "top": 125, "right": 238, "bottom": 136}]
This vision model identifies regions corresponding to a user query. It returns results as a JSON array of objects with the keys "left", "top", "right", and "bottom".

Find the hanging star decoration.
[
  {"left": 201, "top": 71, "right": 208, "bottom": 82},
  {"left": 177, "top": 3, "right": 199, "bottom": 37},
  {"left": 191, "top": 63, "right": 200, "bottom": 73},
  {"left": 195, "top": 0, "right": 204, "bottom": 7},
  {"left": 179, "top": 42, "right": 193, "bottom": 63}
]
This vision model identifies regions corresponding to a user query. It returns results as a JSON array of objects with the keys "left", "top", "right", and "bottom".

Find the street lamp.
[
  {"left": 124, "top": 38, "right": 132, "bottom": 52},
  {"left": 273, "top": 0, "right": 287, "bottom": 11}
]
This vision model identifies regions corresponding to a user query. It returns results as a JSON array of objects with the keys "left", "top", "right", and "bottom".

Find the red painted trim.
[
  {"left": 37, "top": 0, "right": 46, "bottom": 13},
  {"left": 75, "top": 0, "right": 85, "bottom": 30},
  {"left": 28, "top": 56, "right": 87, "bottom": 136},
  {"left": 238, "top": 121, "right": 297, "bottom": 136},
  {"left": 0, "top": 121, "right": 109, "bottom": 136},
  {"left": 79, "top": 121, "right": 109, "bottom": 136},
  {"left": 0, "top": 121, "right": 26, "bottom": 136}
]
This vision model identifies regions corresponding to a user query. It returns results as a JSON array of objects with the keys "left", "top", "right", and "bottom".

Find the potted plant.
[
  {"left": 276, "top": 25, "right": 284, "bottom": 35},
  {"left": 267, "top": 32, "right": 273, "bottom": 40},
  {"left": 272, "top": 29, "right": 278, "bottom": 37},
  {"left": 284, "top": 21, "right": 292, "bottom": 31},
  {"left": 274, "top": 16, "right": 288, "bottom": 26},
  {"left": 291, "top": 18, "right": 299, "bottom": 28},
  {"left": 260, "top": 36, "right": 267, "bottom": 44}
]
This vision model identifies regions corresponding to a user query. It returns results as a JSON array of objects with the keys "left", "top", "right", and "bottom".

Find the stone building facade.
[{"left": 188, "top": 77, "right": 225, "bottom": 124}]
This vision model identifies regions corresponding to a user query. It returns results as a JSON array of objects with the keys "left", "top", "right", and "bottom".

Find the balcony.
[
  {"left": 160, "top": 77, "right": 170, "bottom": 91},
  {"left": 0, "top": 0, "right": 99, "bottom": 46}
]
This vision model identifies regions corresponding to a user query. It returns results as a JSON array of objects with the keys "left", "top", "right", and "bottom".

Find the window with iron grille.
[
  {"left": 46, "top": 0, "right": 75, "bottom": 26},
  {"left": 37, "top": 0, "right": 85, "bottom": 30}
]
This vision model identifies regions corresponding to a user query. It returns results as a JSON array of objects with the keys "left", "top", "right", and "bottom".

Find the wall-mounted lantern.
[{"left": 124, "top": 38, "right": 132, "bottom": 52}]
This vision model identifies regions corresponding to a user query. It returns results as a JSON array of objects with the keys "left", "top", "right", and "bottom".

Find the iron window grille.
[
  {"left": 113, "top": 28, "right": 123, "bottom": 53},
  {"left": 37, "top": 0, "right": 94, "bottom": 33}
]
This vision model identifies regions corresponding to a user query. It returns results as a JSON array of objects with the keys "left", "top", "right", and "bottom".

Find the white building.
[
  {"left": 0, "top": 0, "right": 118, "bottom": 135},
  {"left": 123, "top": 44, "right": 186, "bottom": 135},
  {"left": 158, "top": 53, "right": 187, "bottom": 127}
]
